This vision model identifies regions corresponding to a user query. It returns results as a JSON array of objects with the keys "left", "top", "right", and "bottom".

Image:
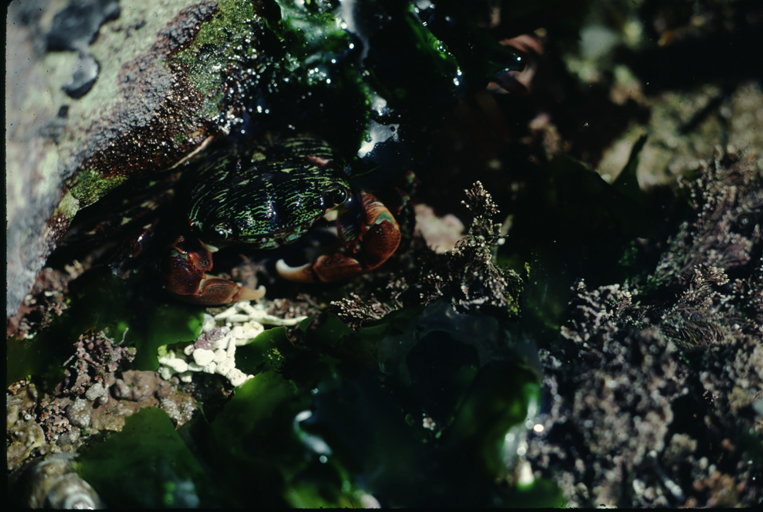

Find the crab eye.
[{"left": 324, "top": 187, "right": 348, "bottom": 207}]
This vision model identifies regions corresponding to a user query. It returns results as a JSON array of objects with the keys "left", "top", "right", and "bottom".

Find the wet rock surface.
[
  {"left": 6, "top": 266, "right": 75, "bottom": 340},
  {"left": 46, "top": 0, "right": 121, "bottom": 98},
  {"left": 6, "top": 0, "right": 242, "bottom": 318}
]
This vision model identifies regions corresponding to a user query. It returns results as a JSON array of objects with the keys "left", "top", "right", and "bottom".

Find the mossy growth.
[
  {"left": 169, "top": 0, "right": 260, "bottom": 118},
  {"left": 67, "top": 170, "right": 129, "bottom": 209}
]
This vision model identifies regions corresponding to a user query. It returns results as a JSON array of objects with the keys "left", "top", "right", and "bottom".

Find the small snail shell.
[{"left": 9, "top": 453, "right": 104, "bottom": 509}]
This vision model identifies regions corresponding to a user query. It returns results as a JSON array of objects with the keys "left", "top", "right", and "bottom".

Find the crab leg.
[
  {"left": 277, "top": 192, "right": 401, "bottom": 283},
  {"left": 160, "top": 234, "right": 265, "bottom": 305}
]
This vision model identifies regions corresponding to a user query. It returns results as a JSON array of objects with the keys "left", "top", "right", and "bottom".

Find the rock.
[{"left": 6, "top": 0, "right": 263, "bottom": 318}]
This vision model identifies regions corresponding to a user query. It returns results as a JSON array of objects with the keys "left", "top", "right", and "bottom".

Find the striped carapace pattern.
[{"left": 186, "top": 135, "right": 351, "bottom": 248}]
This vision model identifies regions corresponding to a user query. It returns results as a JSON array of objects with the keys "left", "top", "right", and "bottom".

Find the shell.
[{"left": 9, "top": 453, "right": 104, "bottom": 509}]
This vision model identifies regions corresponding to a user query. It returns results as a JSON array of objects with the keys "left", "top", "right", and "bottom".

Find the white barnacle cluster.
[{"left": 158, "top": 301, "right": 307, "bottom": 387}]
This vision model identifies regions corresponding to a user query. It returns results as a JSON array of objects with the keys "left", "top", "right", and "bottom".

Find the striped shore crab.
[
  {"left": 28, "top": 0, "right": 532, "bottom": 310},
  {"left": 159, "top": 134, "right": 402, "bottom": 305}
]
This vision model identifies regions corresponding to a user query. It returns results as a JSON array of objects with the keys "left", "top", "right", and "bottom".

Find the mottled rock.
[
  {"left": 65, "top": 398, "right": 91, "bottom": 428},
  {"left": 7, "top": 420, "right": 46, "bottom": 471},
  {"left": 111, "top": 370, "right": 162, "bottom": 402},
  {"left": 6, "top": 0, "right": 262, "bottom": 318}
]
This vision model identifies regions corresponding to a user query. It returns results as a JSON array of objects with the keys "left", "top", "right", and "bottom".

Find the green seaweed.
[
  {"left": 294, "top": 302, "right": 548, "bottom": 506},
  {"left": 67, "top": 269, "right": 203, "bottom": 371},
  {"left": 235, "top": 325, "right": 298, "bottom": 375},
  {"left": 239, "top": 302, "right": 546, "bottom": 505},
  {"left": 77, "top": 407, "right": 211, "bottom": 508},
  {"left": 6, "top": 334, "right": 73, "bottom": 391},
  {"left": 169, "top": 370, "right": 366, "bottom": 507},
  {"left": 75, "top": 301, "right": 556, "bottom": 507},
  {"left": 6, "top": 268, "right": 203, "bottom": 388}
]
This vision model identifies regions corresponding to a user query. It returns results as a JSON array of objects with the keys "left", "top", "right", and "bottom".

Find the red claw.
[
  {"left": 277, "top": 192, "right": 402, "bottom": 283},
  {"left": 160, "top": 234, "right": 265, "bottom": 305}
]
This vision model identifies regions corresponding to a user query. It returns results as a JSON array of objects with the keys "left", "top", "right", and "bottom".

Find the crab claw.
[
  {"left": 160, "top": 234, "right": 265, "bottom": 305},
  {"left": 277, "top": 192, "right": 401, "bottom": 283}
]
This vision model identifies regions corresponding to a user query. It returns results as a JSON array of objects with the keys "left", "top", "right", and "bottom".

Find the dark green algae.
[
  {"left": 73, "top": 301, "right": 558, "bottom": 508},
  {"left": 9, "top": 273, "right": 552, "bottom": 506},
  {"left": 7, "top": 268, "right": 204, "bottom": 388}
]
